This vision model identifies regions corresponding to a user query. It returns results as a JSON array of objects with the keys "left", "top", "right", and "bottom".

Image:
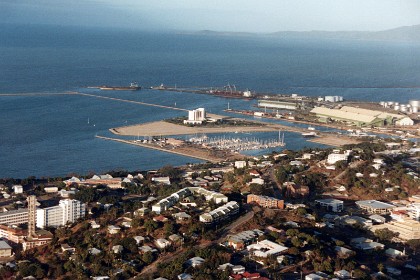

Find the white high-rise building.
[
  {"left": 36, "top": 199, "right": 85, "bottom": 228},
  {"left": 184, "top": 108, "right": 206, "bottom": 125},
  {"left": 408, "top": 203, "right": 420, "bottom": 221}
]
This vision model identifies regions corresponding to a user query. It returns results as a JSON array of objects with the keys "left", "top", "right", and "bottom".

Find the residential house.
[
  {"left": 89, "top": 248, "right": 102, "bottom": 255},
  {"left": 13, "top": 185, "right": 23, "bottom": 194},
  {"left": 112, "top": 245, "right": 123, "bottom": 254},
  {"left": 227, "top": 229, "right": 264, "bottom": 250},
  {"left": 235, "top": 161, "right": 247, "bottom": 169},
  {"left": 139, "top": 245, "right": 158, "bottom": 254},
  {"left": 61, "top": 244, "right": 76, "bottom": 254},
  {"left": 350, "top": 237, "right": 384, "bottom": 251},
  {"left": 155, "top": 238, "right": 171, "bottom": 249},
  {"left": 173, "top": 212, "right": 191, "bottom": 222},
  {"left": 134, "top": 236, "right": 145, "bottom": 245},
  {"left": 0, "top": 240, "right": 12, "bottom": 258},
  {"left": 283, "top": 182, "right": 309, "bottom": 198},
  {"left": 152, "top": 177, "right": 171, "bottom": 185},
  {"left": 134, "top": 207, "right": 150, "bottom": 217},
  {"left": 107, "top": 225, "right": 121, "bottom": 234},
  {"left": 186, "top": 256, "right": 205, "bottom": 267},
  {"left": 178, "top": 273, "right": 193, "bottom": 280},
  {"left": 334, "top": 269, "right": 351, "bottom": 279}
]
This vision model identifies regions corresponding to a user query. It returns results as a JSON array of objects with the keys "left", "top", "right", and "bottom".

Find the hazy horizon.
[{"left": 1, "top": 0, "right": 420, "bottom": 33}]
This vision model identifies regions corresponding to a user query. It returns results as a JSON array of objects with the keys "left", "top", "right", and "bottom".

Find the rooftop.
[
  {"left": 356, "top": 200, "right": 395, "bottom": 209},
  {"left": 0, "top": 240, "right": 12, "bottom": 250}
]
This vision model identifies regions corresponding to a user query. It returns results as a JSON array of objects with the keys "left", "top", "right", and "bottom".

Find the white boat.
[
  {"left": 308, "top": 126, "right": 316, "bottom": 131},
  {"left": 301, "top": 132, "right": 317, "bottom": 137}
]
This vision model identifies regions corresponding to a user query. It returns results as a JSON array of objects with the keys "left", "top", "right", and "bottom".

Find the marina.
[{"left": 188, "top": 131, "right": 285, "bottom": 152}]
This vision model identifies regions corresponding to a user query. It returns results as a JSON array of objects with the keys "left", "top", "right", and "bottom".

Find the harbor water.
[{"left": 1, "top": 24, "right": 419, "bottom": 178}]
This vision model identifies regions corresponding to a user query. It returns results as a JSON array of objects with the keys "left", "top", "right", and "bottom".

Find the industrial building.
[
  {"left": 258, "top": 100, "right": 299, "bottom": 110},
  {"left": 324, "top": 96, "right": 344, "bottom": 102},
  {"left": 310, "top": 106, "right": 414, "bottom": 127}
]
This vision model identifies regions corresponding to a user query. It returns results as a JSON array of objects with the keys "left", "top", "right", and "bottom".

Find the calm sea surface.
[{"left": 1, "top": 25, "right": 419, "bottom": 178}]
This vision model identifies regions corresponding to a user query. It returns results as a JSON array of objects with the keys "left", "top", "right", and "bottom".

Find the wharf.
[{"left": 95, "top": 135, "right": 245, "bottom": 163}]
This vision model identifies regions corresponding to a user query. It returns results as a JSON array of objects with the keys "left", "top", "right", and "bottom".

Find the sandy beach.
[{"left": 111, "top": 121, "right": 276, "bottom": 136}]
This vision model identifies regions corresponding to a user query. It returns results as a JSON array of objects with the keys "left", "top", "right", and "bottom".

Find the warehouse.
[
  {"left": 310, "top": 106, "right": 413, "bottom": 127},
  {"left": 310, "top": 107, "right": 383, "bottom": 127}
]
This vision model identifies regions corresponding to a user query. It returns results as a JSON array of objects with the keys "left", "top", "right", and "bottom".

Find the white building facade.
[
  {"left": 184, "top": 108, "right": 206, "bottom": 125},
  {"left": 327, "top": 151, "right": 350, "bottom": 165},
  {"left": 37, "top": 199, "right": 85, "bottom": 228}
]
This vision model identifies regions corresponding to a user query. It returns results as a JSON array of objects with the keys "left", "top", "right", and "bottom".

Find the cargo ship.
[
  {"left": 99, "top": 82, "right": 141, "bottom": 91},
  {"left": 207, "top": 84, "right": 254, "bottom": 99}
]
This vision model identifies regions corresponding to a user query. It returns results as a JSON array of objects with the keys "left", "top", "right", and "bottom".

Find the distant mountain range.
[{"left": 193, "top": 25, "right": 420, "bottom": 42}]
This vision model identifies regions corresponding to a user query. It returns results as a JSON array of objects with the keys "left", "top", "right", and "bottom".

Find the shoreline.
[{"left": 96, "top": 135, "right": 245, "bottom": 162}]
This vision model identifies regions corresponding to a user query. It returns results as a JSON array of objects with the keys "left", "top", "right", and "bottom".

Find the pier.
[{"left": 74, "top": 92, "right": 188, "bottom": 111}]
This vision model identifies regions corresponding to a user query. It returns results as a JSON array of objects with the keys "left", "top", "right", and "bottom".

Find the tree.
[
  {"left": 275, "top": 167, "right": 288, "bottom": 183},
  {"left": 286, "top": 229, "right": 299, "bottom": 237},
  {"left": 142, "top": 251, "right": 155, "bottom": 265},
  {"left": 224, "top": 172, "right": 236, "bottom": 184},
  {"left": 407, "top": 239, "right": 420, "bottom": 254},
  {"left": 291, "top": 236, "right": 302, "bottom": 247},
  {"left": 73, "top": 188, "right": 99, "bottom": 203},
  {"left": 164, "top": 222, "right": 175, "bottom": 236},
  {"left": 249, "top": 183, "right": 264, "bottom": 195},
  {"left": 120, "top": 237, "right": 138, "bottom": 253},
  {"left": 159, "top": 165, "right": 182, "bottom": 179},
  {"left": 377, "top": 263, "right": 384, "bottom": 272},
  {"left": 374, "top": 228, "right": 399, "bottom": 241},
  {"left": 335, "top": 160, "right": 348, "bottom": 171},
  {"left": 353, "top": 269, "right": 369, "bottom": 280},
  {"left": 144, "top": 220, "right": 158, "bottom": 234},
  {"left": 297, "top": 207, "right": 307, "bottom": 215}
]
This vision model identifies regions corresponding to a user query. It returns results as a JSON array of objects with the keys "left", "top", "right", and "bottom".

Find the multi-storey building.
[
  {"left": 36, "top": 199, "right": 85, "bottom": 228},
  {"left": 0, "top": 209, "right": 28, "bottom": 225},
  {"left": 407, "top": 203, "right": 420, "bottom": 221},
  {"left": 247, "top": 194, "right": 284, "bottom": 209},
  {"left": 184, "top": 108, "right": 206, "bottom": 125},
  {"left": 199, "top": 201, "right": 239, "bottom": 224},
  {"left": 315, "top": 198, "right": 344, "bottom": 212}
]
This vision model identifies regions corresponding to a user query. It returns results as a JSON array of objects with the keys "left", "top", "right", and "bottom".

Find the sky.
[{"left": 1, "top": 0, "right": 420, "bottom": 32}]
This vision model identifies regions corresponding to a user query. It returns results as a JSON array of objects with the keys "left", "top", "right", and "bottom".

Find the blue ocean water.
[{"left": 0, "top": 24, "right": 419, "bottom": 178}]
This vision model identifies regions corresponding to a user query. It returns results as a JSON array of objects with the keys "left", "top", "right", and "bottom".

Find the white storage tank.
[{"left": 409, "top": 100, "right": 419, "bottom": 113}]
